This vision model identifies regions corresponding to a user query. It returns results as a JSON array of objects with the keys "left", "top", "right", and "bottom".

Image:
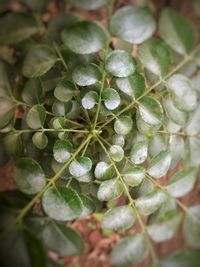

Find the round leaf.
[
  {"left": 54, "top": 81, "right": 74, "bottom": 102},
  {"left": 32, "top": 132, "right": 48, "bottom": 150},
  {"left": 0, "top": 97, "right": 15, "bottom": 129},
  {"left": 123, "top": 166, "right": 146, "bottom": 187},
  {"left": 130, "top": 140, "right": 148, "bottom": 164},
  {"left": 114, "top": 115, "right": 133, "bottom": 135},
  {"left": 97, "top": 178, "right": 123, "bottom": 202},
  {"left": 109, "top": 145, "right": 124, "bottom": 162},
  {"left": 26, "top": 104, "right": 46, "bottom": 129},
  {"left": 53, "top": 139, "right": 73, "bottom": 163},
  {"left": 22, "top": 79, "right": 44, "bottom": 105},
  {"left": 69, "top": 156, "right": 92, "bottom": 177},
  {"left": 94, "top": 161, "right": 116, "bottom": 181},
  {"left": 81, "top": 91, "right": 98, "bottom": 109},
  {"left": 102, "top": 88, "right": 120, "bottom": 110}
]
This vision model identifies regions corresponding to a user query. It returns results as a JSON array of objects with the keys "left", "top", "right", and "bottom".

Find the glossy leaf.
[
  {"left": 114, "top": 116, "right": 133, "bottom": 135},
  {"left": 94, "top": 161, "right": 116, "bottom": 181},
  {"left": 97, "top": 178, "right": 123, "bottom": 202},
  {"left": 130, "top": 140, "right": 148, "bottom": 164},
  {"left": 102, "top": 88, "right": 120, "bottom": 110},
  {"left": 26, "top": 104, "right": 46, "bottom": 129},
  {"left": 53, "top": 139, "right": 73, "bottom": 163},
  {"left": 32, "top": 132, "right": 48, "bottom": 150},
  {"left": 69, "top": 157, "right": 92, "bottom": 178}
]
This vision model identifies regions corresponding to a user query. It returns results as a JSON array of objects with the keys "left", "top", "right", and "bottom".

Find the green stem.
[{"left": 13, "top": 128, "right": 89, "bottom": 134}]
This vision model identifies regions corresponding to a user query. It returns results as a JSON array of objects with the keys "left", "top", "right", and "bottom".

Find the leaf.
[
  {"left": 81, "top": 91, "right": 98, "bottom": 109},
  {"left": 105, "top": 50, "right": 136, "bottom": 78},
  {"left": 147, "top": 150, "right": 171, "bottom": 179},
  {"left": 0, "top": 13, "right": 39, "bottom": 45},
  {"left": 97, "top": 178, "right": 123, "bottom": 201},
  {"left": 69, "top": 0, "right": 108, "bottom": 10},
  {"left": 13, "top": 158, "right": 46, "bottom": 195},
  {"left": 130, "top": 140, "right": 148, "bottom": 164},
  {"left": 111, "top": 233, "right": 149, "bottom": 267},
  {"left": 69, "top": 157, "right": 92, "bottom": 178},
  {"left": 167, "top": 167, "right": 198, "bottom": 198},
  {"left": 72, "top": 63, "right": 101, "bottom": 86},
  {"left": 185, "top": 136, "right": 200, "bottom": 167},
  {"left": 111, "top": 5, "right": 156, "bottom": 44},
  {"left": 109, "top": 145, "right": 124, "bottom": 162},
  {"left": 61, "top": 21, "right": 108, "bottom": 54},
  {"left": 20, "top": 0, "right": 50, "bottom": 12},
  {"left": 54, "top": 81, "right": 74, "bottom": 102},
  {"left": 135, "top": 189, "right": 167, "bottom": 216},
  {"left": 159, "top": 8, "right": 196, "bottom": 55},
  {"left": 0, "top": 61, "right": 12, "bottom": 98},
  {"left": 4, "top": 132, "right": 22, "bottom": 156},
  {"left": 26, "top": 104, "right": 46, "bottom": 129},
  {"left": 32, "top": 132, "right": 48, "bottom": 150},
  {"left": 136, "top": 111, "right": 161, "bottom": 135},
  {"left": 167, "top": 74, "right": 197, "bottom": 112},
  {"left": 112, "top": 134, "right": 125, "bottom": 147},
  {"left": 123, "top": 166, "right": 145, "bottom": 187},
  {"left": 185, "top": 106, "right": 200, "bottom": 136},
  {"left": 102, "top": 88, "right": 120, "bottom": 110},
  {"left": 148, "top": 133, "right": 168, "bottom": 157},
  {"left": 22, "top": 45, "right": 58, "bottom": 78},
  {"left": 169, "top": 135, "right": 184, "bottom": 168},
  {"left": 52, "top": 100, "right": 72, "bottom": 116},
  {"left": 114, "top": 116, "right": 133, "bottom": 135},
  {"left": 41, "top": 221, "right": 84, "bottom": 256},
  {"left": 53, "top": 139, "right": 73, "bottom": 163},
  {"left": 80, "top": 195, "right": 95, "bottom": 216},
  {"left": 138, "top": 96, "right": 163, "bottom": 126},
  {"left": 102, "top": 205, "right": 136, "bottom": 231},
  {"left": 0, "top": 97, "right": 15, "bottom": 129},
  {"left": 115, "top": 72, "right": 145, "bottom": 99},
  {"left": 183, "top": 205, "right": 200, "bottom": 249},
  {"left": 22, "top": 79, "right": 44, "bottom": 105},
  {"left": 42, "top": 186, "right": 82, "bottom": 221},
  {"left": 94, "top": 161, "right": 116, "bottom": 181},
  {"left": 138, "top": 37, "right": 172, "bottom": 77}
]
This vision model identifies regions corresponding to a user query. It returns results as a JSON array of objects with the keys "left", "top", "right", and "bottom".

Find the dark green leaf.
[
  {"left": 4, "top": 132, "right": 22, "bottom": 156},
  {"left": 0, "top": 97, "right": 15, "bottom": 129},
  {"left": 22, "top": 79, "right": 44, "bottom": 105}
]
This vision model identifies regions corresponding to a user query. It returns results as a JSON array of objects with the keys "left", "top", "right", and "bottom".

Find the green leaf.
[
  {"left": 123, "top": 165, "right": 145, "bottom": 187},
  {"left": 136, "top": 110, "right": 161, "bottom": 135},
  {"left": 112, "top": 134, "right": 125, "bottom": 147},
  {"left": 114, "top": 116, "right": 133, "bottom": 135},
  {"left": 135, "top": 189, "right": 167, "bottom": 216},
  {"left": 111, "top": 233, "right": 149, "bottom": 266},
  {"left": 13, "top": 158, "right": 46, "bottom": 195},
  {"left": 102, "top": 88, "right": 120, "bottom": 110},
  {"left": 167, "top": 74, "right": 197, "bottom": 112},
  {"left": 148, "top": 133, "right": 168, "bottom": 157},
  {"left": 20, "top": 0, "right": 50, "bottom": 12},
  {"left": 147, "top": 150, "right": 171, "bottom": 179},
  {"left": 22, "top": 45, "right": 57, "bottom": 78},
  {"left": 138, "top": 37, "right": 172, "bottom": 77},
  {"left": 22, "top": 79, "right": 44, "bottom": 105},
  {"left": 69, "top": 0, "right": 108, "bottom": 10},
  {"left": 69, "top": 156, "right": 92, "bottom": 177},
  {"left": 185, "top": 136, "right": 200, "bottom": 167},
  {"left": 109, "top": 145, "right": 124, "bottom": 162},
  {"left": 0, "top": 61, "right": 12, "bottom": 98},
  {"left": 42, "top": 186, "right": 82, "bottom": 221},
  {"left": 105, "top": 50, "right": 136, "bottom": 77},
  {"left": 26, "top": 104, "right": 46, "bottom": 129},
  {"left": 94, "top": 161, "right": 116, "bottom": 181},
  {"left": 53, "top": 139, "right": 73, "bottom": 163},
  {"left": 185, "top": 106, "right": 200, "bottom": 136},
  {"left": 97, "top": 178, "right": 123, "bottom": 201},
  {"left": 52, "top": 100, "right": 72, "bottom": 116},
  {"left": 0, "top": 97, "right": 15, "bottom": 129},
  {"left": 61, "top": 21, "right": 108, "bottom": 54},
  {"left": 32, "top": 132, "right": 48, "bottom": 150},
  {"left": 102, "top": 205, "right": 136, "bottom": 231},
  {"left": 138, "top": 96, "right": 164, "bottom": 126},
  {"left": 4, "top": 132, "right": 22, "bottom": 156},
  {"left": 80, "top": 195, "right": 95, "bottom": 216},
  {"left": 0, "top": 13, "right": 40, "bottom": 45},
  {"left": 159, "top": 8, "right": 196, "bottom": 55},
  {"left": 130, "top": 140, "right": 148, "bottom": 164},
  {"left": 42, "top": 221, "right": 84, "bottom": 256},
  {"left": 115, "top": 72, "right": 145, "bottom": 99},
  {"left": 81, "top": 91, "right": 98, "bottom": 109},
  {"left": 167, "top": 167, "right": 198, "bottom": 198},
  {"left": 111, "top": 5, "right": 156, "bottom": 44},
  {"left": 183, "top": 205, "right": 200, "bottom": 249},
  {"left": 54, "top": 81, "right": 74, "bottom": 102},
  {"left": 169, "top": 136, "right": 184, "bottom": 168},
  {"left": 72, "top": 63, "right": 101, "bottom": 86}
]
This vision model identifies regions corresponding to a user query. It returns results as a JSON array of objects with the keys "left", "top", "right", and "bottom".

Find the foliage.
[{"left": 0, "top": 0, "right": 200, "bottom": 266}]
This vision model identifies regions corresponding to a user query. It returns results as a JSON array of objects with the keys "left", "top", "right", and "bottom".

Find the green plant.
[{"left": 0, "top": 0, "right": 200, "bottom": 266}]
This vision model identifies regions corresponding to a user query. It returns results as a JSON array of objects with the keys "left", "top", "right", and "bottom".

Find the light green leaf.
[
  {"left": 135, "top": 189, "right": 167, "bottom": 216},
  {"left": 26, "top": 104, "right": 46, "bottom": 129},
  {"left": 69, "top": 156, "right": 92, "bottom": 177},
  {"left": 42, "top": 186, "right": 82, "bottom": 221},
  {"left": 52, "top": 100, "right": 72, "bottom": 116},
  {"left": 169, "top": 135, "right": 184, "bottom": 168},
  {"left": 185, "top": 136, "right": 200, "bottom": 167},
  {"left": 0, "top": 97, "right": 15, "bottom": 129},
  {"left": 61, "top": 21, "right": 108, "bottom": 54},
  {"left": 159, "top": 8, "right": 196, "bottom": 55},
  {"left": 102, "top": 88, "right": 120, "bottom": 110},
  {"left": 112, "top": 134, "right": 125, "bottom": 147},
  {"left": 136, "top": 111, "right": 161, "bottom": 135},
  {"left": 130, "top": 140, "right": 148, "bottom": 164},
  {"left": 148, "top": 133, "right": 168, "bottom": 157},
  {"left": 185, "top": 106, "right": 200, "bottom": 136},
  {"left": 147, "top": 150, "right": 171, "bottom": 178},
  {"left": 32, "top": 132, "right": 48, "bottom": 150},
  {"left": 81, "top": 91, "right": 98, "bottom": 109},
  {"left": 22, "top": 45, "right": 57, "bottom": 78},
  {"left": 22, "top": 79, "right": 44, "bottom": 105},
  {"left": 72, "top": 63, "right": 101, "bottom": 86},
  {"left": 94, "top": 161, "right": 116, "bottom": 181},
  {"left": 111, "top": 233, "right": 149, "bottom": 266},
  {"left": 105, "top": 50, "right": 136, "bottom": 78},
  {"left": 97, "top": 178, "right": 123, "bottom": 201},
  {"left": 80, "top": 195, "right": 95, "bottom": 216},
  {"left": 42, "top": 221, "right": 84, "bottom": 256},
  {"left": 13, "top": 158, "right": 46, "bottom": 194},
  {"left": 167, "top": 74, "right": 197, "bottom": 112},
  {"left": 54, "top": 81, "right": 74, "bottom": 102},
  {"left": 138, "top": 96, "right": 163, "bottom": 126},
  {"left": 183, "top": 205, "right": 200, "bottom": 249},
  {"left": 115, "top": 72, "right": 145, "bottom": 99},
  {"left": 53, "top": 139, "right": 73, "bottom": 163},
  {"left": 167, "top": 167, "right": 197, "bottom": 198},
  {"left": 111, "top": 5, "right": 156, "bottom": 44},
  {"left": 102, "top": 205, "right": 136, "bottom": 231},
  {"left": 123, "top": 166, "right": 146, "bottom": 187},
  {"left": 114, "top": 116, "right": 133, "bottom": 135},
  {"left": 138, "top": 37, "right": 172, "bottom": 76},
  {"left": 69, "top": 0, "right": 108, "bottom": 10},
  {"left": 109, "top": 145, "right": 124, "bottom": 162}
]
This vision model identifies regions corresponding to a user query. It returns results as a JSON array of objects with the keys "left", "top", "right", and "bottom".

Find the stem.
[
  {"left": 13, "top": 128, "right": 89, "bottom": 134},
  {"left": 96, "top": 136, "right": 158, "bottom": 264},
  {"left": 15, "top": 134, "right": 92, "bottom": 224}
]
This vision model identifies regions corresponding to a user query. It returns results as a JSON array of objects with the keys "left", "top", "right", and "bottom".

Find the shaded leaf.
[{"left": 69, "top": 0, "right": 108, "bottom": 10}]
